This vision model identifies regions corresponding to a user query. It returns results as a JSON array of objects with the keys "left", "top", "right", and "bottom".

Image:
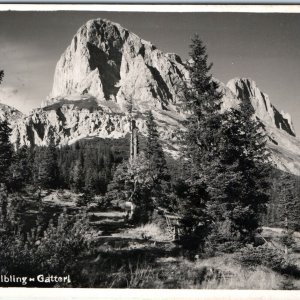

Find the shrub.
[
  {"left": 279, "top": 276, "right": 296, "bottom": 290},
  {"left": 122, "top": 223, "right": 171, "bottom": 242},
  {"left": 0, "top": 211, "right": 90, "bottom": 286},
  {"left": 234, "top": 245, "right": 300, "bottom": 277},
  {"left": 76, "top": 192, "right": 94, "bottom": 207},
  {"left": 32, "top": 212, "right": 89, "bottom": 275},
  {"left": 0, "top": 233, "right": 37, "bottom": 278},
  {"left": 205, "top": 220, "right": 244, "bottom": 255},
  {"left": 111, "top": 261, "right": 159, "bottom": 288},
  {"left": 279, "top": 231, "right": 296, "bottom": 250}
]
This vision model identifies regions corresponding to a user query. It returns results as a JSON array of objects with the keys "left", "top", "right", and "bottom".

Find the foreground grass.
[
  {"left": 118, "top": 223, "right": 172, "bottom": 242},
  {"left": 80, "top": 238, "right": 296, "bottom": 289},
  {"left": 193, "top": 255, "right": 283, "bottom": 289},
  {"left": 81, "top": 224, "right": 300, "bottom": 289},
  {"left": 102, "top": 254, "right": 287, "bottom": 289}
]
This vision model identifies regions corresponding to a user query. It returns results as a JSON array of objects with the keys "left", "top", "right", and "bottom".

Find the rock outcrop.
[
  {"left": 0, "top": 103, "right": 23, "bottom": 123},
  {"left": 1, "top": 18, "right": 300, "bottom": 175}
]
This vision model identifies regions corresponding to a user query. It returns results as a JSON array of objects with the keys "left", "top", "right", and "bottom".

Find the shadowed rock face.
[{"left": 1, "top": 18, "right": 300, "bottom": 175}]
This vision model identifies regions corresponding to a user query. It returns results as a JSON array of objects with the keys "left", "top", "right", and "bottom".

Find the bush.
[
  {"left": 205, "top": 220, "right": 244, "bottom": 255},
  {"left": 0, "top": 233, "right": 37, "bottom": 278},
  {"left": 123, "top": 223, "right": 171, "bottom": 242},
  {"left": 279, "top": 231, "right": 296, "bottom": 250},
  {"left": 0, "top": 211, "right": 90, "bottom": 286},
  {"left": 76, "top": 192, "right": 94, "bottom": 207},
  {"left": 110, "top": 261, "right": 160, "bottom": 288},
  {"left": 234, "top": 245, "right": 300, "bottom": 277},
  {"left": 32, "top": 212, "right": 90, "bottom": 275}
]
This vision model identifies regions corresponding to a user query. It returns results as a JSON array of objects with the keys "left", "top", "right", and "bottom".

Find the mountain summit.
[
  {"left": 1, "top": 18, "right": 300, "bottom": 174},
  {"left": 44, "top": 18, "right": 187, "bottom": 115}
]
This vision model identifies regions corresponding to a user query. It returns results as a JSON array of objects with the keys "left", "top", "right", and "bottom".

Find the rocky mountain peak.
[
  {"left": 227, "top": 78, "right": 295, "bottom": 137},
  {"left": 45, "top": 18, "right": 188, "bottom": 116}
]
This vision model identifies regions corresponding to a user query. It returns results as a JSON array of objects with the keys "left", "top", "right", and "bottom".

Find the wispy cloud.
[
  {"left": 0, "top": 86, "right": 31, "bottom": 113},
  {"left": 0, "top": 39, "right": 56, "bottom": 113}
]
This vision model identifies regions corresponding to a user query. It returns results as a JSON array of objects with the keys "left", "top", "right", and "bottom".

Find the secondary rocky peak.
[
  {"left": 0, "top": 103, "right": 23, "bottom": 122},
  {"left": 227, "top": 78, "right": 295, "bottom": 137}
]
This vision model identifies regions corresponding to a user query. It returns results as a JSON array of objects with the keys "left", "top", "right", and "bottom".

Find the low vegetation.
[{"left": 119, "top": 223, "right": 172, "bottom": 242}]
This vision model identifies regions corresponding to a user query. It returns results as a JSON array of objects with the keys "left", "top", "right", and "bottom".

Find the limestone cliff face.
[
  {"left": 16, "top": 97, "right": 182, "bottom": 159},
  {"left": 1, "top": 18, "right": 300, "bottom": 175},
  {"left": 44, "top": 18, "right": 188, "bottom": 116}
]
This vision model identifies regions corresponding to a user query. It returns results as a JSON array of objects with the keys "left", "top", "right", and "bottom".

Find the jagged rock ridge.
[
  {"left": 1, "top": 18, "right": 300, "bottom": 175},
  {"left": 219, "top": 79, "right": 300, "bottom": 175},
  {"left": 227, "top": 78, "right": 295, "bottom": 137}
]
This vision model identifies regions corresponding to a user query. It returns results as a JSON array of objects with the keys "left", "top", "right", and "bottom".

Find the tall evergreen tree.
[
  {"left": 9, "top": 145, "right": 32, "bottom": 191},
  {"left": 178, "top": 35, "right": 223, "bottom": 249},
  {"left": 145, "top": 110, "right": 171, "bottom": 208},
  {"left": 276, "top": 172, "right": 300, "bottom": 231},
  {"left": 204, "top": 102, "right": 271, "bottom": 247},
  {"left": 0, "top": 119, "right": 13, "bottom": 184},
  {"left": 70, "top": 154, "right": 85, "bottom": 192},
  {"left": 179, "top": 35, "right": 271, "bottom": 250},
  {"left": 0, "top": 70, "right": 4, "bottom": 84},
  {"left": 34, "top": 128, "right": 58, "bottom": 189},
  {"left": 0, "top": 70, "right": 13, "bottom": 185}
]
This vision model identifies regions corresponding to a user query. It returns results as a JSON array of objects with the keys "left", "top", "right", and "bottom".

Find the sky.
[{"left": 0, "top": 11, "right": 300, "bottom": 134}]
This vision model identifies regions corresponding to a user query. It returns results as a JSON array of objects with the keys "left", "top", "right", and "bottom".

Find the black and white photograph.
[{"left": 1, "top": 4, "right": 300, "bottom": 292}]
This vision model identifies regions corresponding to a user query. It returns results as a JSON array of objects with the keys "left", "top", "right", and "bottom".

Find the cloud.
[
  {"left": 0, "top": 86, "right": 29, "bottom": 113},
  {"left": 0, "top": 86, "right": 18, "bottom": 97}
]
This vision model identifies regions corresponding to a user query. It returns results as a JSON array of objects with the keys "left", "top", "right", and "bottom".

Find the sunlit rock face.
[
  {"left": 1, "top": 18, "right": 300, "bottom": 175},
  {"left": 45, "top": 18, "right": 188, "bottom": 115},
  {"left": 0, "top": 103, "right": 23, "bottom": 123},
  {"left": 0, "top": 103, "right": 24, "bottom": 145}
]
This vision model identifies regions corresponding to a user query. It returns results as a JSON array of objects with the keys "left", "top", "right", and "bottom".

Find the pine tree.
[
  {"left": 179, "top": 35, "right": 271, "bottom": 250},
  {"left": 106, "top": 159, "right": 131, "bottom": 204},
  {"left": 205, "top": 102, "right": 271, "bottom": 246},
  {"left": 9, "top": 145, "right": 32, "bottom": 191},
  {"left": 0, "top": 183, "right": 8, "bottom": 228},
  {"left": 276, "top": 172, "right": 300, "bottom": 231},
  {"left": 0, "top": 71, "right": 13, "bottom": 185},
  {"left": 84, "top": 168, "right": 98, "bottom": 196},
  {"left": 0, "top": 70, "right": 4, "bottom": 84},
  {"left": 178, "top": 35, "right": 223, "bottom": 249},
  {"left": 15, "top": 129, "right": 21, "bottom": 151},
  {"left": 71, "top": 154, "right": 84, "bottom": 192},
  {"left": 34, "top": 128, "right": 59, "bottom": 189},
  {"left": 145, "top": 110, "right": 171, "bottom": 208},
  {"left": 0, "top": 119, "right": 13, "bottom": 184}
]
